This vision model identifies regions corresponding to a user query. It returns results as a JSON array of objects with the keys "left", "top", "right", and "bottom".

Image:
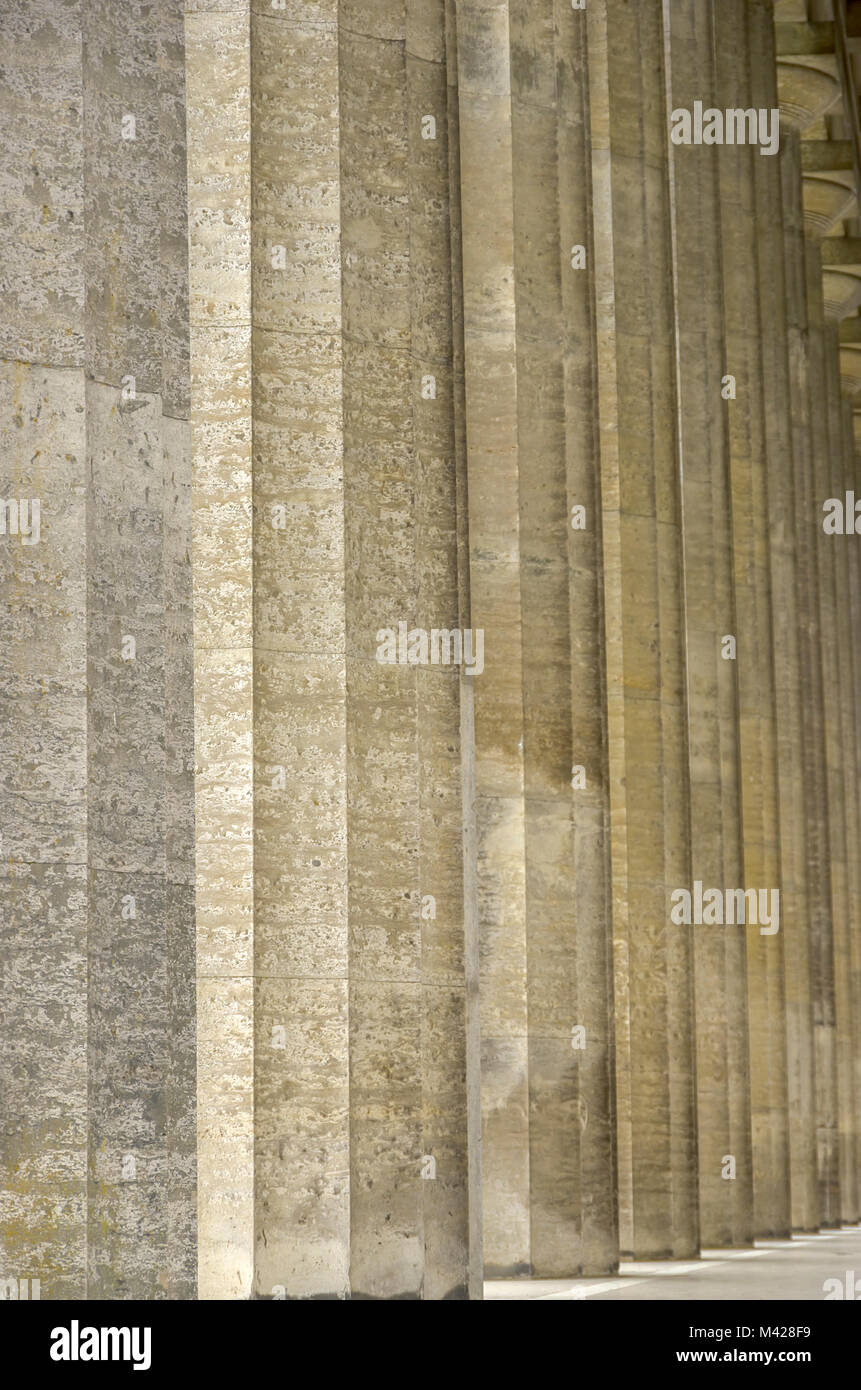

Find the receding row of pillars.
[
  {"left": 187, "top": 0, "right": 861, "bottom": 1293},
  {"left": 2, "top": 0, "right": 861, "bottom": 1300}
]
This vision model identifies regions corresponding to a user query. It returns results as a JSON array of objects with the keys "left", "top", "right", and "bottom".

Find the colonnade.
[{"left": 2, "top": 0, "right": 861, "bottom": 1299}]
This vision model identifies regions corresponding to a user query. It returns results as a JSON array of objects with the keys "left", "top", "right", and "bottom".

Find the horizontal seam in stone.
[
  {"left": 253, "top": 16, "right": 335, "bottom": 32},
  {"left": 0, "top": 359, "right": 84, "bottom": 370},
  {"left": 338, "top": 27, "right": 404, "bottom": 47}
]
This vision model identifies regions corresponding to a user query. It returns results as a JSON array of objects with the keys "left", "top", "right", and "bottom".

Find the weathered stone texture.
[
  {"left": 5, "top": 0, "right": 861, "bottom": 1302},
  {"left": 1, "top": 0, "right": 196, "bottom": 1299}
]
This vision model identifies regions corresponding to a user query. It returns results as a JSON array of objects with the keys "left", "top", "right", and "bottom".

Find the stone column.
[
  {"left": 780, "top": 119, "right": 832, "bottom": 1235},
  {"left": 453, "top": 0, "right": 529, "bottom": 1278},
  {"left": 823, "top": 323, "right": 860, "bottom": 1224},
  {"left": 409, "top": 0, "right": 483, "bottom": 1302},
  {"left": 748, "top": 1, "right": 815, "bottom": 1238},
  {"left": 713, "top": 0, "right": 789, "bottom": 1239},
  {"left": 555, "top": 1, "right": 617, "bottom": 1278},
  {"left": 443, "top": 0, "right": 485, "bottom": 1298},
  {"left": 188, "top": 0, "right": 478, "bottom": 1300},
  {"left": 249, "top": 0, "right": 348, "bottom": 1300},
  {"left": 85, "top": 0, "right": 197, "bottom": 1300},
  {"left": 845, "top": 416, "right": 861, "bottom": 1210},
  {"left": 839, "top": 393, "right": 861, "bottom": 1224},
  {"left": 804, "top": 242, "right": 842, "bottom": 1224},
  {"left": 0, "top": 0, "right": 197, "bottom": 1299},
  {"left": 162, "top": 7, "right": 198, "bottom": 1296},
  {"left": 663, "top": 0, "right": 753, "bottom": 1250},
  {"left": 0, "top": 0, "right": 89, "bottom": 1298},
  {"left": 186, "top": 0, "right": 254, "bottom": 1299},
  {"left": 337, "top": 0, "right": 476, "bottom": 1301},
  {"left": 509, "top": 0, "right": 616, "bottom": 1276},
  {"left": 587, "top": 0, "right": 697, "bottom": 1260}
]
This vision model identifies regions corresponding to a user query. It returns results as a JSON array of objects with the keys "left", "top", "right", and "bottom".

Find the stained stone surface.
[
  {"left": 749, "top": 2, "right": 813, "bottom": 1239},
  {"left": 5, "top": 0, "right": 861, "bottom": 1303},
  {"left": 804, "top": 241, "right": 843, "bottom": 1227},
  {"left": 822, "top": 323, "right": 858, "bottom": 1226},
  {"left": 588, "top": 0, "right": 697, "bottom": 1261},
  {"left": 713, "top": 0, "right": 789, "bottom": 1242},
  {"left": 0, "top": 0, "right": 196, "bottom": 1301},
  {"left": 667, "top": 0, "right": 754, "bottom": 1252},
  {"left": 847, "top": 434, "right": 861, "bottom": 1227},
  {"left": 836, "top": 394, "right": 861, "bottom": 1229},
  {"left": 781, "top": 127, "right": 820, "bottom": 1236},
  {"left": 186, "top": 0, "right": 253, "bottom": 1302}
]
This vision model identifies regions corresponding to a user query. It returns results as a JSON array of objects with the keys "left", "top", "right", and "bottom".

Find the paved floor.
[{"left": 484, "top": 1227, "right": 861, "bottom": 1300}]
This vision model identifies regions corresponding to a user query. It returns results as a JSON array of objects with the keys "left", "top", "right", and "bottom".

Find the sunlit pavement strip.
[
  {"left": 484, "top": 1228, "right": 861, "bottom": 1300},
  {"left": 700, "top": 1249, "right": 766, "bottom": 1259},
  {"left": 756, "top": 1241, "right": 810, "bottom": 1248}
]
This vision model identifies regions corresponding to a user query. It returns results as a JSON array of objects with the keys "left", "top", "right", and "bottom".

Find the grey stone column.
[
  {"left": 509, "top": 0, "right": 616, "bottom": 1277},
  {"left": 823, "top": 323, "right": 860, "bottom": 1224},
  {"left": 443, "top": 0, "right": 485, "bottom": 1297},
  {"left": 0, "top": 0, "right": 90, "bottom": 1295},
  {"left": 748, "top": 1, "right": 814, "bottom": 1239},
  {"left": 0, "top": 0, "right": 197, "bottom": 1299},
  {"left": 188, "top": 0, "right": 478, "bottom": 1300},
  {"left": 713, "top": 0, "right": 789, "bottom": 1240},
  {"left": 85, "top": 0, "right": 197, "bottom": 1303},
  {"left": 249, "top": 0, "right": 349, "bottom": 1300},
  {"left": 846, "top": 417, "right": 861, "bottom": 1215},
  {"left": 555, "top": 0, "right": 618, "bottom": 1278},
  {"left": 186, "top": 0, "right": 254, "bottom": 1299},
  {"left": 804, "top": 242, "right": 842, "bottom": 1224},
  {"left": 664, "top": 0, "right": 753, "bottom": 1251},
  {"left": 337, "top": 0, "right": 476, "bottom": 1300},
  {"left": 453, "top": 0, "right": 530, "bottom": 1277},
  {"left": 838, "top": 394, "right": 861, "bottom": 1225},
  {"left": 409, "top": 0, "right": 483, "bottom": 1301},
  {"left": 780, "top": 122, "right": 831, "bottom": 1235},
  {"left": 587, "top": 0, "right": 698, "bottom": 1260}
]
